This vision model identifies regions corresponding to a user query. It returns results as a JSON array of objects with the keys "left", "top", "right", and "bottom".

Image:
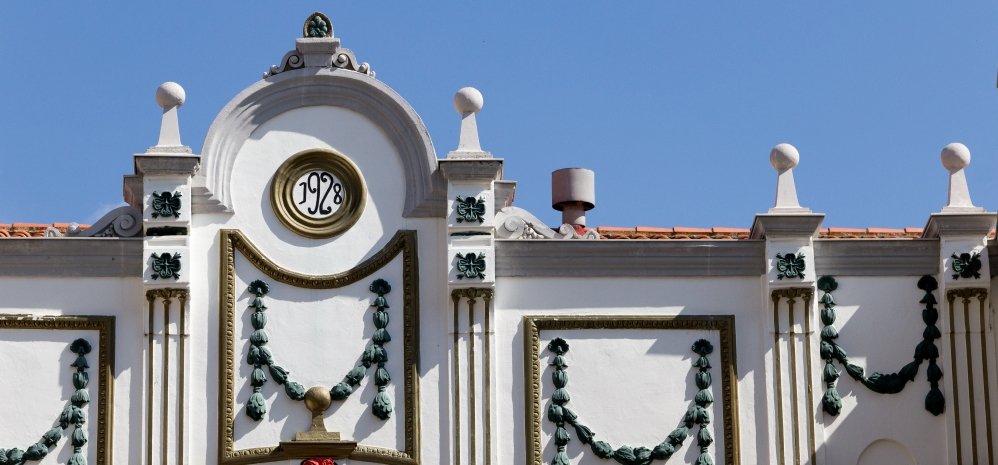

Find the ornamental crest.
[
  {"left": 151, "top": 191, "right": 182, "bottom": 218},
  {"left": 150, "top": 252, "right": 182, "bottom": 280},
  {"left": 455, "top": 252, "right": 486, "bottom": 280},
  {"left": 951, "top": 251, "right": 982, "bottom": 280},
  {"left": 775, "top": 252, "right": 806, "bottom": 280},
  {"left": 455, "top": 196, "right": 486, "bottom": 224}
]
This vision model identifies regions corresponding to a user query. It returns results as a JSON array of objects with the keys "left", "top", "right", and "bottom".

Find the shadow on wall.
[{"left": 856, "top": 438, "right": 915, "bottom": 465}]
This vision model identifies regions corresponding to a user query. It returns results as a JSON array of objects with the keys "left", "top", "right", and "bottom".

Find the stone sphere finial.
[
  {"left": 155, "top": 82, "right": 186, "bottom": 109},
  {"left": 454, "top": 87, "right": 484, "bottom": 114},
  {"left": 770, "top": 143, "right": 800, "bottom": 171},
  {"left": 941, "top": 142, "right": 971, "bottom": 173}
]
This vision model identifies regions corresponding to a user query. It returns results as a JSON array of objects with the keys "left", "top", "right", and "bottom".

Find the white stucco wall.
[{"left": 0, "top": 277, "right": 143, "bottom": 464}]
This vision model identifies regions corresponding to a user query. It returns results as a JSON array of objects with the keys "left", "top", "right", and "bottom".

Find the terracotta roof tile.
[
  {"left": 0, "top": 223, "right": 89, "bottom": 238},
  {"left": 595, "top": 225, "right": 936, "bottom": 240},
  {"left": 635, "top": 226, "right": 673, "bottom": 233},
  {"left": 673, "top": 226, "right": 712, "bottom": 233},
  {"left": 712, "top": 227, "right": 750, "bottom": 233},
  {"left": 596, "top": 227, "right": 634, "bottom": 233},
  {"left": 866, "top": 227, "right": 905, "bottom": 234}
]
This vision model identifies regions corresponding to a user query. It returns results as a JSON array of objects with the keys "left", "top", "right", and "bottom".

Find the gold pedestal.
[{"left": 278, "top": 385, "right": 358, "bottom": 459}]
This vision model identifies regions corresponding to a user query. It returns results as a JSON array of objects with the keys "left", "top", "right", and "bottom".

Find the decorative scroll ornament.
[
  {"left": 68, "top": 205, "right": 143, "bottom": 238},
  {"left": 244, "top": 279, "right": 395, "bottom": 422},
  {"left": 151, "top": 191, "right": 182, "bottom": 219},
  {"left": 545, "top": 337, "right": 716, "bottom": 465},
  {"left": 775, "top": 252, "right": 806, "bottom": 280},
  {"left": 150, "top": 253, "right": 182, "bottom": 280},
  {"left": 819, "top": 275, "right": 943, "bottom": 416},
  {"left": 455, "top": 196, "right": 486, "bottom": 224},
  {"left": 951, "top": 251, "right": 982, "bottom": 280},
  {"left": 265, "top": 12, "right": 374, "bottom": 78},
  {"left": 455, "top": 253, "right": 486, "bottom": 280},
  {"left": 0, "top": 338, "right": 92, "bottom": 465},
  {"left": 495, "top": 206, "right": 600, "bottom": 240}
]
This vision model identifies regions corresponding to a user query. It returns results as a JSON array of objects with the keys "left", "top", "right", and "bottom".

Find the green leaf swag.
[
  {"left": 244, "top": 279, "right": 307, "bottom": 421},
  {"left": 329, "top": 278, "right": 394, "bottom": 420},
  {"left": 545, "top": 337, "right": 716, "bottom": 465},
  {"left": 0, "top": 338, "right": 92, "bottom": 465},
  {"left": 819, "top": 275, "right": 944, "bottom": 416},
  {"left": 244, "top": 278, "right": 394, "bottom": 422}
]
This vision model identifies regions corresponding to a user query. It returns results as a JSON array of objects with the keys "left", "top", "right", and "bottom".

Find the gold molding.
[
  {"left": 146, "top": 294, "right": 155, "bottom": 465},
  {"left": 482, "top": 292, "right": 493, "bottom": 465},
  {"left": 947, "top": 290, "right": 965, "bottom": 465},
  {"left": 523, "top": 315, "right": 740, "bottom": 465},
  {"left": 218, "top": 229, "right": 420, "bottom": 465},
  {"left": 270, "top": 149, "right": 368, "bottom": 239},
  {"left": 450, "top": 292, "right": 462, "bottom": 465},
  {"left": 771, "top": 295, "right": 785, "bottom": 464},
  {"left": 0, "top": 314, "right": 115, "bottom": 465},
  {"left": 787, "top": 297, "right": 800, "bottom": 465}
]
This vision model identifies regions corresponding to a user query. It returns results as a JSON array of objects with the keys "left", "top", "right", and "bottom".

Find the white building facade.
[{"left": 0, "top": 13, "right": 995, "bottom": 465}]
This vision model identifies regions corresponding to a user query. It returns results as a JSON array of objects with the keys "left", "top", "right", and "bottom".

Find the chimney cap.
[{"left": 552, "top": 167, "right": 595, "bottom": 211}]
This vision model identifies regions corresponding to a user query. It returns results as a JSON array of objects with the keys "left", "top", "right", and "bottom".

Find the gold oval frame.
[{"left": 270, "top": 149, "right": 367, "bottom": 239}]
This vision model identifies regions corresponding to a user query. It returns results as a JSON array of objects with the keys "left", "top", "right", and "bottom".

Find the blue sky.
[{"left": 2, "top": 3, "right": 997, "bottom": 229}]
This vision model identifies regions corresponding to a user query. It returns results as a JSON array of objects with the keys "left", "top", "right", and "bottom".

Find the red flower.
[{"left": 300, "top": 459, "right": 335, "bottom": 465}]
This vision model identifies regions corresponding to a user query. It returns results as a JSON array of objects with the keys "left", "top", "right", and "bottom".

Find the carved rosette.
[
  {"left": 150, "top": 252, "right": 182, "bottom": 280},
  {"left": 455, "top": 252, "right": 486, "bottom": 280},
  {"left": 951, "top": 251, "right": 982, "bottom": 280},
  {"left": 454, "top": 196, "right": 486, "bottom": 224},
  {"left": 151, "top": 191, "right": 182, "bottom": 219},
  {"left": 775, "top": 252, "right": 806, "bottom": 280}
]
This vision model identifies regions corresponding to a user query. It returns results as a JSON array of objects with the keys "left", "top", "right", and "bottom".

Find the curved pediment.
[{"left": 197, "top": 66, "right": 445, "bottom": 218}]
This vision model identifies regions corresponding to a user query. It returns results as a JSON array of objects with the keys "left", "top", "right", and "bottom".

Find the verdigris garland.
[
  {"left": 546, "top": 337, "right": 716, "bottom": 465},
  {"left": 329, "top": 278, "right": 394, "bottom": 420},
  {"left": 0, "top": 338, "right": 91, "bottom": 465},
  {"left": 243, "top": 279, "right": 395, "bottom": 421},
  {"left": 245, "top": 279, "right": 307, "bottom": 421},
  {"left": 818, "top": 275, "right": 944, "bottom": 416}
]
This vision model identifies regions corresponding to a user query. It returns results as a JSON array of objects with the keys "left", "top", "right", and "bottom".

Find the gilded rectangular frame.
[
  {"left": 0, "top": 314, "right": 115, "bottom": 465},
  {"left": 523, "top": 315, "right": 740, "bottom": 465},
  {"left": 218, "top": 229, "right": 421, "bottom": 465}
]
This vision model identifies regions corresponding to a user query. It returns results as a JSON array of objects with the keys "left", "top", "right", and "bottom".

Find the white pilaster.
[
  {"left": 441, "top": 87, "right": 503, "bottom": 465},
  {"left": 923, "top": 142, "right": 997, "bottom": 465},
  {"left": 752, "top": 143, "right": 826, "bottom": 465},
  {"left": 136, "top": 82, "right": 200, "bottom": 465}
]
